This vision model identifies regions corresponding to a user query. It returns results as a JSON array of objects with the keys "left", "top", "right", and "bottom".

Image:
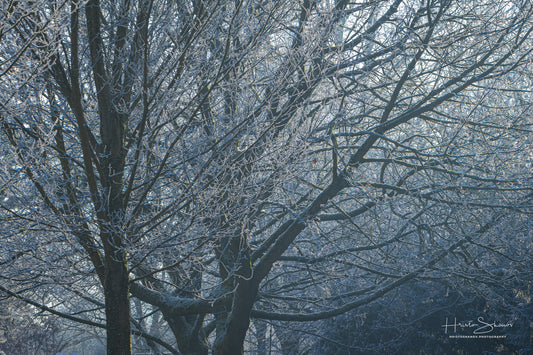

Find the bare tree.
[{"left": 0, "top": 0, "right": 532, "bottom": 354}]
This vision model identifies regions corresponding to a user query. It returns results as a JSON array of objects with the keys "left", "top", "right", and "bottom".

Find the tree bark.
[{"left": 104, "top": 241, "right": 131, "bottom": 355}]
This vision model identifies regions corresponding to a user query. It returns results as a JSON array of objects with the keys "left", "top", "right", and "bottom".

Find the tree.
[
  {"left": 0, "top": 0, "right": 532, "bottom": 354},
  {"left": 0, "top": 298, "right": 69, "bottom": 355},
  {"left": 316, "top": 214, "right": 533, "bottom": 354}
]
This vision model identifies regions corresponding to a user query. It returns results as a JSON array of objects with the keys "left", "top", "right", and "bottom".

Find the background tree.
[
  {"left": 0, "top": 0, "right": 532, "bottom": 354},
  {"left": 0, "top": 298, "right": 69, "bottom": 355}
]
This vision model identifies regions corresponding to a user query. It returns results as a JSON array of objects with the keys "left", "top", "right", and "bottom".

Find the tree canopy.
[{"left": 0, "top": 0, "right": 532, "bottom": 354}]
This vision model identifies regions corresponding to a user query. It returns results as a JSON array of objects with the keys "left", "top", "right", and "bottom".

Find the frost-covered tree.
[{"left": 0, "top": 0, "right": 532, "bottom": 354}]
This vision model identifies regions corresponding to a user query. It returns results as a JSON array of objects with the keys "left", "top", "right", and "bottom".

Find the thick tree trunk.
[
  {"left": 84, "top": 1, "right": 132, "bottom": 351},
  {"left": 166, "top": 314, "right": 209, "bottom": 355},
  {"left": 214, "top": 279, "right": 258, "bottom": 355},
  {"left": 104, "top": 246, "right": 131, "bottom": 355}
]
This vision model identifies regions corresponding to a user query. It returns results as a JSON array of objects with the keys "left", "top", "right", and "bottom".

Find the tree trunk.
[
  {"left": 214, "top": 279, "right": 258, "bottom": 355},
  {"left": 165, "top": 313, "right": 209, "bottom": 355},
  {"left": 104, "top": 233, "right": 131, "bottom": 355}
]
